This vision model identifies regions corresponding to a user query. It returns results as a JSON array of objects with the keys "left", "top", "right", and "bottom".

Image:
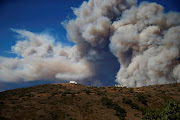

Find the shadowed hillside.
[{"left": 0, "top": 83, "right": 180, "bottom": 120}]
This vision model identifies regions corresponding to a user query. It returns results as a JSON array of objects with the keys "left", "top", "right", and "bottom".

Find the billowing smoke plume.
[
  {"left": 65, "top": 0, "right": 180, "bottom": 87},
  {"left": 110, "top": 2, "right": 180, "bottom": 87},
  {"left": 0, "top": 0, "right": 180, "bottom": 87}
]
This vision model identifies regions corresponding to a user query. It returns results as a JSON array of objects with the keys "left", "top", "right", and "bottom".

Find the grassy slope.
[{"left": 0, "top": 83, "right": 180, "bottom": 120}]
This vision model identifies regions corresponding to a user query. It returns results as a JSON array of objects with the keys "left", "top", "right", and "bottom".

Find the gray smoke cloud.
[
  {"left": 0, "top": 0, "right": 180, "bottom": 88},
  {"left": 110, "top": 2, "right": 180, "bottom": 87},
  {"left": 65, "top": 0, "right": 180, "bottom": 87}
]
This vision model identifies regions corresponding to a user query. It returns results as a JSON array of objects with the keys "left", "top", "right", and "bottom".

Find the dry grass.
[{"left": 0, "top": 83, "right": 180, "bottom": 120}]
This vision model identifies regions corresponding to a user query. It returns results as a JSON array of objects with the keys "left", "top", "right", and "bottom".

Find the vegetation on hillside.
[
  {"left": 101, "top": 97, "right": 127, "bottom": 120},
  {"left": 143, "top": 99, "right": 180, "bottom": 120},
  {"left": 0, "top": 83, "right": 179, "bottom": 120}
]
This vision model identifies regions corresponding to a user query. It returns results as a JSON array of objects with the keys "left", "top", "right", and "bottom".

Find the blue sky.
[
  {"left": 0, "top": 0, "right": 180, "bottom": 91},
  {"left": 0, "top": 0, "right": 179, "bottom": 58},
  {"left": 0, "top": 0, "right": 88, "bottom": 57}
]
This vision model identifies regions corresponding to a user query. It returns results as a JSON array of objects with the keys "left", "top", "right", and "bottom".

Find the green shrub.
[
  {"left": 101, "top": 97, "right": 113, "bottom": 107},
  {"left": 134, "top": 113, "right": 140, "bottom": 117},
  {"left": 96, "top": 91, "right": 105, "bottom": 96},
  {"left": 52, "top": 92, "right": 58, "bottom": 96},
  {"left": 129, "top": 88, "right": 134, "bottom": 93},
  {"left": 147, "top": 93, "right": 152, "bottom": 97},
  {"left": 84, "top": 90, "right": 91, "bottom": 95},
  {"left": 101, "top": 97, "right": 126, "bottom": 120},
  {"left": 26, "top": 94, "right": 34, "bottom": 98},
  {"left": 160, "top": 90, "right": 166, "bottom": 94},
  {"left": 62, "top": 93, "right": 66, "bottom": 96},
  {"left": 136, "top": 93, "right": 148, "bottom": 105},
  {"left": 122, "top": 98, "right": 140, "bottom": 110},
  {"left": 64, "top": 91, "right": 72, "bottom": 94},
  {"left": 122, "top": 98, "right": 132, "bottom": 104},
  {"left": 71, "top": 93, "right": 75, "bottom": 97},
  {"left": 119, "top": 88, "right": 123, "bottom": 92},
  {"left": 143, "top": 99, "right": 180, "bottom": 120}
]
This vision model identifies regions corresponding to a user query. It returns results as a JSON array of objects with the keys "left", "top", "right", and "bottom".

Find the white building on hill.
[
  {"left": 115, "top": 84, "right": 123, "bottom": 87},
  {"left": 69, "top": 81, "right": 77, "bottom": 84}
]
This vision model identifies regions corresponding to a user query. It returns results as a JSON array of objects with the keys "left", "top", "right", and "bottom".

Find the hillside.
[{"left": 0, "top": 83, "right": 180, "bottom": 120}]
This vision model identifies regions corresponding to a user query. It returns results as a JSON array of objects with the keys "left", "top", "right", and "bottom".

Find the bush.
[
  {"left": 119, "top": 88, "right": 123, "bottom": 92},
  {"left": 101, "top": 97, "right": 126, "bottom": 120},
  {"left": 136, "top": 93, "right": 148, "bottom": 105},
  {"left": 62, "top": 93, "right": 67, "bottom": 96},
  {"left": 122, "top": 98, "right": 132, "bottom": 104},
  {"left": 143, "top": 99, "right": 180, "bottom": 120},
  {"left": 160, "top": 90, "right": 166, "bottom": 94},
  {"left": 101, "top": 97, "right": 113, "bottom": 108},
  {"left": 71, "top": 93, "right": 75, "bottom": 97},
  {"left": 96, "top": 91, "right": 105, "bottom": 96},
  {"left": 129, "top": 88, "right": 134, "bottom": 93},
  {"left": 26, "top": 94, "right": 34, "bottom": 98},
  {"left": 85, "top": 90, "right": 91, "bottom": 95},
  {"left": 52, "top": 92, "right": 58, "bottom": 96},
  {"left": 122, "top": 98, "right": 140, "bottom": 110}
]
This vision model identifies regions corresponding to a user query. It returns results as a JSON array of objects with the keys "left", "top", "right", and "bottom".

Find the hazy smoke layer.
[
  {"left": 0, "top": 29, "right": 93, "bottom": 82},
  {"left": 0, "top": 0, "right": 180, "bottom": 87}
]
